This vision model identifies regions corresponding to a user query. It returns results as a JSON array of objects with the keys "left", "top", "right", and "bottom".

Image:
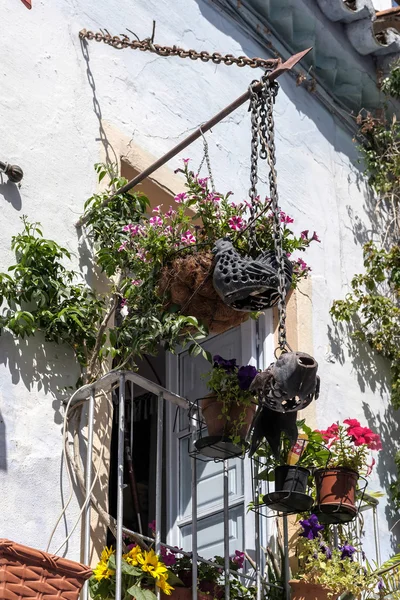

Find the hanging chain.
[
  {"left": 260, "top": 76, "right": 288, "bottom": 352},
  {"left": 248, "top": 83, "right": 260, "bottom": 253},
  {"left": 79, "top": 30, "right": 280, "bottom": 70},
  {"left": 248, "top": 74, "right": 288, "bottom": 352},
  {"left": 197, "top": 130, "right": 216, "bottom": 193}
]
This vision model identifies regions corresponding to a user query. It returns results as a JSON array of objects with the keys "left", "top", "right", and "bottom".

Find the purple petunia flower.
[
  {"left": 213, "top": 355, "right": 237, "bottom": 372},
  {"left": 237, "top": 365, "right": 258, "bottom": 390},
  {"left": 299, "top": 514, "right": 324, "bottom": 540},
  {"left": 340, "top": 543, "right": 356, "bottom": 561},
  {"left": 377, "top": 578, "right": 385, "bottom": 591}
]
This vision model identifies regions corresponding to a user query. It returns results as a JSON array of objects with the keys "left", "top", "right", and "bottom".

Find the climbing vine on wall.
[{"left": 331, "top": 64, "right": 400, "bottom": 409}]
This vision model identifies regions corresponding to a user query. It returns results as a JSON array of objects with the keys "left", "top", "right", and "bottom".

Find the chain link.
[
  {"left": 248, "top": 82, "right": 260, "bottom": 253},
  {"left": 247, "top": 75, "right": 287, "bottom": 351},
  {"left": 197, "top": 130, "right": 216, "bottom": 193},
  {"left": 259, "top": 76, "right": 288, "bottom": 352},
  {"left": 79, "top": 30, "right": 279, "bottom": 70}
]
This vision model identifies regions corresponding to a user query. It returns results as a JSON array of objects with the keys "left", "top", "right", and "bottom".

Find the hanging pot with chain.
[
  {"left": 244, "top": 75, "right": 320, "bottom": 457},
  {"left": 212, "top": 76, "right": 293, "bottom": 311}
]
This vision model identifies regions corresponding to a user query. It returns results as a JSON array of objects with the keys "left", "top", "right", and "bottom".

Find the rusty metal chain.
[
  {"left": 79, "top": 29, "right": 279, "bottom": 70},
  {"left": 248, "top": 82, "right": 260, "bottom": 253},
  {"left": 258, "top": 74, "right": 288, "bottom": 352},
  {"left": 197, "top": 130, "right": 216, "bottom": 193}
]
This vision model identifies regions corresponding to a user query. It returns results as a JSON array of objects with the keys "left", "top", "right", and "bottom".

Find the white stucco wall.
[
  {"left": 0, "top": 0, "right": 397, "bottom": 566},
  {"left": 372, "top": 0, "right": 393, "bottom": 10}
]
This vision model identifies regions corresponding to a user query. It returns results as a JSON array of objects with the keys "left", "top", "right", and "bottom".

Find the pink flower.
[
  {"left": 130, "top": 224, "right": 143, "bottom": 236},
  {"left": 136, "top": 249, "right": 148, "bottom": 262},
  {"left": 174, "top": 192, "right": 187, "bottom": 204},
  {"left": 230, "top": 200, "right": 243, "bottom": 208},
  {"left": 181, "top": 230, "right": 196, "bottom": 245},
  {"left": 319, "top": 424, "right": 339, "bottom": 441},
  {"left": 182, "top": 158, "right": 190, "bottom": 164},
  {"left": 166, "top": 207, "right": 176, "bottom": 218},
  {"left": 149, "top": 216, "right": 163, "bottom": 227},
  {"left": 207, "top": 192, "right": 220, "bottom": 203},
  {"left": 131, "top": 279, "right": 142, "bottom": 286},
  {"left": 228, "top": 216, "right": 245, "bottom": 231},
  {"left": 120, "top": 298, "right": 127, "bottom": 308},
  {"left": 161, "top": 546, "right": 177, "bottom": 567},
  {"left": 152, "top": 205, "right": 162, "bottom": 214},
  {"left": 286, "top": 252, "right": 292, "bottom": 258},
  {"left": 296, "top": 257, "right": 310, "bottom": 271},
  {"left": 197, "top": 177, "right": 208, "bottom": 189},
  {"left": 123, "top": 225, "right": 131, "bottom": 232},
  {"left": 301, "top": 230, "right": 309, "bottom": 240},
  {"left": 366, "top": 458, "right": 376, "bottom": 477},
  {"left": 311, "top": 231, "right": 321, "bottom": 243},
  {"left": 118, "top": 241, "right": 128, "bottom": 252},
  {"left": 148, "top": 520, "right": 156, "bottom": 533},
  {"left": 164, "top": 226, "right": 173, "bottom": 236},
  {"left": 280, "top": 211, "right": 294, "bottom": 224}
]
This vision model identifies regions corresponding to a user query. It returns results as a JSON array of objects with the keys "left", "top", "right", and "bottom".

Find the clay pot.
[
  {"left": 198, "top": 580, "right": 224, "bottom": 599},
  {"left": 274, "top": 465, "right": 310, "bottom": 495},
  {"left": 0, "top": 538, "right": 92, "bottom": 600},
  {"left": 289, "top": 580, "right": 331, "bottom": 600},
  {"left": 201, "top": 394, "right": 256, "bottom": 440},
  {"left": 314, "top": 468, "right": 358, "bottom": 516},
  {"left": 170, "top": 588, "right": 211, "bottom": 600}
]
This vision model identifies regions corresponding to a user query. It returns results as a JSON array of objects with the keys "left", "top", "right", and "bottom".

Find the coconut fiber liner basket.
[
  {"left": 0, "top": 539, "right": 92, "bottom": 600},
  {"left": 158, "top": 251, "right": 248, "bottom": 334}
]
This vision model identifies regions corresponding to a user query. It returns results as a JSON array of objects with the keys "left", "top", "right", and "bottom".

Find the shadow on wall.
[
  {"left": 0, "top": 330, "right": 81, "bottom": 427},
  {"left": 363, "top": 401, "right": 400, "bottom": 553},
  {"left": 327, "top": 322, "right": 400, "bottom": 551},
  {"left": 327, "top": 321, "right": 390, "bottom": 400},
  {"left": 0, "top": 178, "right": 22, "bottom": 211},
  {"left": 80, "top": 37, "right": 118, "bottom": 168},
  {"left": 0, "top": 409, "right": 6, "bottom": 471}
]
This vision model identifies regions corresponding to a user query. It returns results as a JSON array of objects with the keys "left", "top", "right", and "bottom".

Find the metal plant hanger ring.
[{"left": 213, "top": 74, "right": 293, "bottom": 312}]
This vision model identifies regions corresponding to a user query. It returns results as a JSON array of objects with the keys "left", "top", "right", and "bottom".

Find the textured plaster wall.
[{"left": 0, "top": 0, "right": 397, "bottom": 563}]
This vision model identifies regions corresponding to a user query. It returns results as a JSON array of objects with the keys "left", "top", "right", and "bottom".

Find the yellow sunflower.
[
  {"left": 93, "top": 560, "right": 115, "bottom": 581},
  {"left": 100, "top": 546, "right": 115, "bottom": 563},
  {"left": 123, "top": 545, "right": 142, "bottom": 566},
  {"left": 138, "top": 549, "right": 168, "bottom": 580},
  {"left": 156, "top": 576, "right": 174, "bottom": 596}
]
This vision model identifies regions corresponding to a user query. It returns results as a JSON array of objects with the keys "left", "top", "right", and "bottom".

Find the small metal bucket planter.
[
  {"left": 0, "top": 538, "right": 92, "bottom": 600},
  {"left": 313, "top": 467, "right": 361, "bottom": 524},
  {"left": 262, "top": 465, "right": 314, "bottom": 514}
]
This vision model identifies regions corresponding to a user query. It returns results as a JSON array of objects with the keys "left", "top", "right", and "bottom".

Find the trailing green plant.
[
  {"left": 331, "top": 242, "right": 400, "bottom": 408},
  {"left": 0, "top": 217, "right": 105, "bottom": 383},
  {"left": 254, "top": 421, "right": 329, "bottom": 480},
  {"left": 331, "top": 62, "right": 400, "bottom": 409},
  {"left": 389, "top": 450, "right": 400, "bottom": 510}
]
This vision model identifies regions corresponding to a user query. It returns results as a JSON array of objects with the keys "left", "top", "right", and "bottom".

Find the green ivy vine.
[{"left": 330, "top": 63, "right": 400, "bottom": 410}]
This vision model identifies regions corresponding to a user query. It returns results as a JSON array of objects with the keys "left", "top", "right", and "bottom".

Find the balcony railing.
[{"left": 68, "top": 369, "right": 382, "bottom": 600}]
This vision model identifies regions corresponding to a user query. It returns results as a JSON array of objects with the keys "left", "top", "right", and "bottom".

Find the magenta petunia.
[{"left": 228, "top": 215, "right": 245, "bottom": 231}]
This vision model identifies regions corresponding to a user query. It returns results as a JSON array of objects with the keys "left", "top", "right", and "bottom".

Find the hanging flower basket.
[
  {"left": 289, "top": 579, "right": 331, "bottom": 600},
  {"left": 158, "top": 251, "right": 248, "bottom": 334},
  {"left": 0, "top": 539, "right": 92, "bottom": 600},
  {"left": 314, "top": 467, "right": 358, "bottom": 523}
]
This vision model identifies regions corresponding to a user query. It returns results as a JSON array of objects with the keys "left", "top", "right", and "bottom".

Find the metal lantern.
[{"left": 250, "top": 351, "right": 320, "bottom": 413}]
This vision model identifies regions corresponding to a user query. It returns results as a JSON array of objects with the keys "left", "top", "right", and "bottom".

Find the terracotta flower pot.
[
  {"left": 289, "top": 580, "right": 331, "bottom": 600},
  {"left": 0, "top": 538, "right": 92, "bottom": 600},
  {"left": 170, "top": 588, "right": 214, "bottom": 600},
  {"left": 314, "top": 468, "right": 358, "bottom": 517},
  {"left": 201, "top": 394, "right": 256, "bottom": 440}
]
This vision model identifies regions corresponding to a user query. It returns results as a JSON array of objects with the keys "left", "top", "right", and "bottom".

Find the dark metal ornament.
[
  {"left": 250, "top": 352, "right": 320, "bottom": 413},
  {"left": 212, "top": 238, "right": 293, "bottom": 311},
  {"left": 248, "top": 407, "right": 298, "bottom": 458}
]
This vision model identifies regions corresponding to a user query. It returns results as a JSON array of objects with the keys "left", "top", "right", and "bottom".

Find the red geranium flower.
[{"left": 344, "top": 419, "right": 361, "bottom": 428}]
